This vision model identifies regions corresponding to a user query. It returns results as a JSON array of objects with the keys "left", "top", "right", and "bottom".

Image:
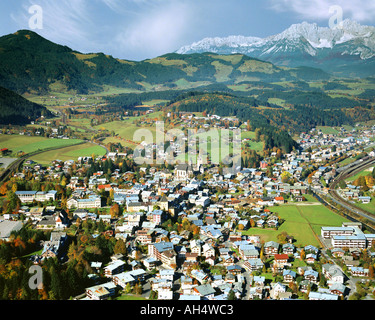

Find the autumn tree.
[
  {"left": 113, "top": 239, "right": 127, "bottom": 256},
  {"left": 277, "top": 232, "right": 289, "bottom": 244},
  {"left": 369, "top": 265, "right": 374, "bottom": 279},
  {"left": 110, "top": 203, "right": 120, "bottom": 219}
]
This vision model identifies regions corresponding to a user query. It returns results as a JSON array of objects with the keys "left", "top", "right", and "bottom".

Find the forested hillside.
[
  {"left": 0, "top": 86, "right": 52, "bottom": 125},
  {"left": 0, "top": 30, "right": 331, "bottom": 95}
]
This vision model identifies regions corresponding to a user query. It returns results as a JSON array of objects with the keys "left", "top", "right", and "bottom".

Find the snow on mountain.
[
  {"left": 176, "top": 19, "right": 375, "bottom": 60},
  {"left": 177, "top": 35, "right": 264, "bottom": 54}
]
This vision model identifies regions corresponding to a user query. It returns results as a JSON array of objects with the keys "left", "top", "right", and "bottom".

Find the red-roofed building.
[
  {"left": 98, "top": 184, "right": 112, "bottom": 192},
  {"left": 273, "top": 254, "right": 291, "bottom": 272},
  {"left": 274, "top": 197, "right": 285, "bottom": 204}
]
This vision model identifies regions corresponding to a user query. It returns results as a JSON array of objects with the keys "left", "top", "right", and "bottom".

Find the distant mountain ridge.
[
  {"left": 177, "top": 19, "right": 375, "bottom": 77},
  {"left": 0, "top": 30, "right": 330, "bottom": 95}
]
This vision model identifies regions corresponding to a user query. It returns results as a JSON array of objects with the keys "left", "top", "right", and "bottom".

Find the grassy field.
[
  {"left": 242, "top": 203, "right": 350, "bottom": 247},
  {"left": 0, "top": 135, "right": 84, "bottom": 156},
  {"left": 355, "top": 198, "right": 375, "bottom": 215},
  {"left": 345, "top": 167, "right": 374, "bottom": 182},
  {"left": 30, "top": 143, "right": 106, "bottom": 165},
  {"left": 95, "top": 121, "right": 160, "bottom": 143},
  {"left": 337, "top": 156, "right": 356, "bottom": 168},
  {"left": 316, "top": 126, "right": 340, "bottom": 135}
]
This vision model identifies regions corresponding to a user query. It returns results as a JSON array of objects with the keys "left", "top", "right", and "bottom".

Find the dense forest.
[
  {"left": 0, "top": 86, "right": 53, "bottom": 125},
  {"left": 166, "top": 92, "right": 298, "bottom": 152},
  {"left": 256, "top": 90, "right": 366, "bottom": 109}
]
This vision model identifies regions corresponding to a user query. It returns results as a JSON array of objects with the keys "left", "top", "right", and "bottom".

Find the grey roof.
[
  {"left": 0, "top": 221, "right": 23, "bottom": 239},
  {"left": 195, "top": 284, "right": 216, "bottom": 296}
]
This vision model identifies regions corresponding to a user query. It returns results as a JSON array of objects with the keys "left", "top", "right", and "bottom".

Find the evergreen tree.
[{"left": 50, "top": 266, "right": 63, "bottom": 300}]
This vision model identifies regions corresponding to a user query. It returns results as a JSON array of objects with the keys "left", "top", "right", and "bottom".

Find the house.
[
  {"left": 253, "top": 276, "right": 265, "bottom": 288},
  {"left": 136, "top": 229, "right": 153, "bottom": 245},
  {"left": 191, "top": 269, "right": 209, "bottom": 284},
  {"left": 329, "top": 283, "right": 347, "bottom": 296},
  {"left": 274, "top": 254, "right": 289, "bottom": 265},
  {"left": 127, "top": 202, "right": 151, "bottom": 213},
  {"left": 256, "top": 219, "right": 265, "bottom": 228},
  {"left": 113, "top": 272, "right": 137, "bottom": 289},
  {"left": 274, "top": 196, "right": 285, "bottom": 204},
  {"left": 159, "top": 269, "right": 175, "bottom": 281},
  {"left": 243, "top": 259, "right": 264, "bottom": 272},
  {"left": 304, "top": 269, "right": 319, "bottom": 283},
  {"left": 322, "top": 264, "right": 345, "bottom": 284},
  {"left": 306, "top": 253, "right": 318, "bottom": 264},
  {"left": 304, "top": 245, "right": 319, "bottom": 255},
  {"left": 180, "top": 276, "right": 196, "bottom": 295},
  {"left": 239, "top": 245, "right": 259, "bottom": 260},
  {"left": 226, "top": 265, "right": 242, "bottom": 275},
  {"left": 202, "top": 243, "right": 215, "bottom": 259},
  {"left": 283, "top": 269, "right": 296, "bottom": 283},
  {"left": 350, "top": 267, "right": 369, "bottom": 277},
  {"left": 282, "top": 243, "right": 295, "bottom": 255},
  {"left": 331, "top": 248, "right": 345, "bottom": 258},
  {"left": 193, "top": 284, "right": 216, "bottom": 300},
  {"left": 206, "top": 256, "right": 216, "bottom": 266},
  {"left": 248, "top": 286, "right": 263, "bottom": 300},
  {"left": 264, "top": 241, "right": 279, "bottom": 256},
  {"left": 221, "top": 253, "right": 235, "bottom": 266},
  {"left": 85, "top": 282, "right": 116, "bottom": 300},
  {"left": 143, "top": 257, "right": 158, "bottom": 270},
  {"left": 104, "top": 260, "right": 126, "bottom": 277},
  {"left": 358, "top": 196, "right": 371, "bottom": 204},
  {"left": 267, "top": 217, "right": 279, "bottom": 228},
  {"left": 195, "top": 196, "right": 210, "bottom": 208},
  {"left": 237, "top": 220, "right": 249, "bottom": 230},
  {"left": 157, "top": 282, "right": 174, "bottom": 300},
  {"left": 269, "top": 282, "right": 286, "bottom": 300}
]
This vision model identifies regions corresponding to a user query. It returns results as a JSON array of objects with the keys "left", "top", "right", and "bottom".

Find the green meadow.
[
  {"left": 242, "top": 203, "right": 350, "bottom": 247},
  {"left": 0, "top": 135, "right": 83, "bottom": 156},
  {"left": 30, "top": 143, "right": 106, "bottom": 165}
]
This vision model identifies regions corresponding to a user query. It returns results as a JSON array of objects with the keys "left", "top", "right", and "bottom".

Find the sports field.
[{"left": 242, "top": 203, "right": 350, "bottom": 248}]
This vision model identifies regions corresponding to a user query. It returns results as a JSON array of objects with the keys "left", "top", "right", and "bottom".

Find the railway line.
[
  {"left": 327, "top": 156, "right": 375, "bottom": 224},
  {"left": 0, "top": 142, "right": 83, "bottom": 185}
]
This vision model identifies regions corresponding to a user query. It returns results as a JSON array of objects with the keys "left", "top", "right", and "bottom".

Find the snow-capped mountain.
[{"left": 177, "top": 20, "right": 375, "bottom": 77}]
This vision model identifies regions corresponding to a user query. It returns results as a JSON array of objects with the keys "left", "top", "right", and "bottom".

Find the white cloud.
[
  {"left": 269, "top": 0, "right": 375, "bottom": 23},
  {"left": 7, "top": 0, "right": 194, "bottom": 60},
  {"left": 114, "top": 1, "right": 193, "bottom": 60},
  {"left": 10, "top": 0, "right": 95, "bottom": 49}
]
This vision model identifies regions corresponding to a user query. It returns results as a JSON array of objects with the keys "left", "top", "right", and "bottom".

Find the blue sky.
[{"left": 1, "top": 0, "right": 375, "bottom": 61}]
